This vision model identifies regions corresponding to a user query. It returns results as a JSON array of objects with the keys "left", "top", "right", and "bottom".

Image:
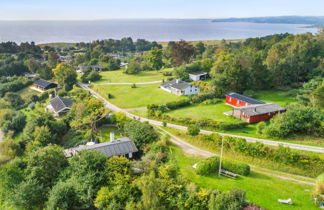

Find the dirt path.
[
  {"left": 79, "top": 83, "right": 324, "bottom": 153},
  {"left": 158, "top": 127, "right": 316, "bottom": 186},
  {"left": 96, "top": 80, "right": 162, "bottom": 86}
]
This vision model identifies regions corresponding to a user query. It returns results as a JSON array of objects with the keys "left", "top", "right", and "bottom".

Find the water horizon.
[{"left": 0, "top": 19, "right": 318, "bottom": 44}]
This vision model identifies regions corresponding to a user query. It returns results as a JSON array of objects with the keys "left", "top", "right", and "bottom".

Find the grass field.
[
  {"left": 167, "top": 103, "right": 240, "bottom": 123},
  {"left": 169, "top": 145, "right": 317, "bottom": 210},
  {"left": 92, "top": 83, "right": 184, "bottom": 108},
  {"left": 94, "top": 69, "right": 173, "bottom": 84},
  {"left": 164, "top": 127, "right": 323, "bottom": 177},
  {"left": 253, "top": 90, "right": 297, "bottom": 106},
  {"left": 16, "top": 86, "right": 40, "bottom": 100}
]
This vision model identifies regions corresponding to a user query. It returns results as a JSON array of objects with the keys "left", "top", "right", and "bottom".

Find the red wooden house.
[
  {"left": 230, "top": 103, "right": 286, "bottom": 123},
  {"left": 225, "top": 92, "right": 286, "bottom": 123},
  {"left": 225, "top": 92, "right": 265, "bottom": 107}
]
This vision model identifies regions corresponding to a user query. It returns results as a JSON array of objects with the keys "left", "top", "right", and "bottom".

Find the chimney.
[
  {"left": 110, "top": 132, "right": 115, "bottom": 142},
  {"left": 176, "top": 79, "right": 180, "bottom": 84}
]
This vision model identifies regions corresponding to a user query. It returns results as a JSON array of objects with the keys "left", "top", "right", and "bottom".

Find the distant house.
[
  {"left": 33, "top": 79, "right": 57, "bottom": 92},
  {"left": 120, "top": 62, "right": 128, "bottom": 68},
  {"left": 225, "top": 92, "right": 265, "bottom": 107},
  {"left": 226, "top": 103, "right": 286, "bottom": 123},
  {"left": 77, "top": 65, "right": 103, "bottom": 73},
  {"left": 25, "top": 73, "right": 39, "bottom": 79},
  {"left": 160, "top": 79, "right": 200, "bottom": 96},
  {"left": 46, "top": 96, "right": 73, "bottom": 116},
  {"left": 64, "top": 134, "right": 138, "bottom": 158},
  {"left": 189, "top": 72, "right": 208, "bottom": 81}
]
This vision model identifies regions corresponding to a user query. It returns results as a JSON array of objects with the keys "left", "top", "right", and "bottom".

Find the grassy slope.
[
  {"left": 169, "top": 145, "right": 317, "bottom": 210},
  {"left": 92, "top": 83, "right": 184, "bottom": 108},
  {"left": 95, "top": 69, "right": 172, "bottom": 84},
  {"left": 16, "top": 86, "right": 41, "bottom": 100},
  {"left": 164, "top": 127, "right": 323, "bottom": 177}
]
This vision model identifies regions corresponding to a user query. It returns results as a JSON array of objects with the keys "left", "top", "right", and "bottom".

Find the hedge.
[{"left": 196, "top": 156, "right": 250, "bottom": 176}]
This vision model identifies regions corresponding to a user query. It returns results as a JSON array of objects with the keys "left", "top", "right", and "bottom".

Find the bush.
[
  {"left": 131, "top": 83, "right": 137, "bottom": 88},
  {"left": 188, "top": 125, "right": 200, "bottom": 136},
  {"left": 222, "top": 160, "right": 250, "bottom": 176},
  {"left": 196, "top": 156, "right": 250, "bottom": 176}
]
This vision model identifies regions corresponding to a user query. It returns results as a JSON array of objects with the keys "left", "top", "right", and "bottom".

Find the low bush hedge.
[{"left": 196, "top": 156, "right": 250, "bottom": 176}]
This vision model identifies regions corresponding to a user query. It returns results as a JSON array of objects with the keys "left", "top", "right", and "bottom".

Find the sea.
[{"left": 0, "top": 19, "right": 318, "bottom": 44}]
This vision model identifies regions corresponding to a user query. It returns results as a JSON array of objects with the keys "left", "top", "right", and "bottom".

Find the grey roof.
[
  {"left": 50, "top": 96, "right": 73, "bottom": 113},
  {"left": 226, "top": 92, "right": 265, "bottom": 105},
  {"left": 234, "top": 103, "right": 286, "bottom": 117},
  {"left": 161, "top": 79, "right": 192, "bottom": 90},
  {"left": 34, "top": 79, "right": 57, "bottom": 89},
  {"left": 64, "top": 137, "right": 138, "bottom": 157},
  {"left": 189, "top": 72, "right": 208, "bottom": 76}
]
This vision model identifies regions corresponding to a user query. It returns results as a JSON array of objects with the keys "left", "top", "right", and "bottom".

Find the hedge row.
[
  {"left": 157, "top": 114, "right": 247, "bottom": 131},
  {"left": 197, "top": 133, "right": 324, "bottom": 177},
  {"left": 196, "top": 156, "right": 250, "bottom": 176},
  {"left": 0, "top": 76, "right": 33, "bottom": 97}
]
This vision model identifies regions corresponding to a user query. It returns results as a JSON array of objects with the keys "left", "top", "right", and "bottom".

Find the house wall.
[
  {"left": 226, "top": 96, "right": 251, "bottom": 107},
  {"left": 183, "top": 85, "right": 200, "bottom": 95},
  {"left": 189, "top": 74, "right": 200, "bottom": 81},
  {"left": 245, "top": 110, "right": 285, "bottom": 123}
]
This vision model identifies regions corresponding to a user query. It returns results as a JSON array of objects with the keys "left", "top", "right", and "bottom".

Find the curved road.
[{"left": 80, "top": 83, "right": 324, "bottom": 153}]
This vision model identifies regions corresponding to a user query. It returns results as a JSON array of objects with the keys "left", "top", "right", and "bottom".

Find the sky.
[{"left": 0, "top": 0, "right": 323, "bottom": 20}]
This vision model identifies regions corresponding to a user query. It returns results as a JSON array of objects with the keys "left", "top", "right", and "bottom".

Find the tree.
[
  {"left": 124, "top": 121, "right": 158, "bottom": 150},
  {"left": 124, "top": 59, "right": 141, "bottom": 74},
  {"left": 47, "top": 51, "right": 58, "bottom": 68},
  {"left": 31, "top": 126, "right": 56, "bottom": 147},
  {"left": 261, "top": 104, "right": 324, "bottom": 138},
  {"left": 24, "top": 58, "right": 41, "bottom": 73},
  {"left": 69, "top": 97, "right": 109, "bottom": 138},
  {"left": 25, "top": 145, "right": 68, "bottom": 187},
  {"left": 188, "top": 125, "right": 200, "bottom": 136},
  {"left": 1, "top": 111, "right": 26, "bottom": 134},
  {"left": 195, "top": 42, "right": 206, "bottom": 55},
  {"left": 147, "top": 47, "right": 164, "bottom": 70},
  {"left": 170, "top": 40, "right": 196, "bottom": 66},
  {"left": 46, "top": 181, "right": 80, "bottom": 209},
  {"left": 3, "top": 92, "right": 24, "bottom": 109},
  {"left": 52, "top": 63, "right": 77, "bottom": 91}
]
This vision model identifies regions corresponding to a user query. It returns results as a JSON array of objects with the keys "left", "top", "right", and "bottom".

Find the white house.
[
  {"left": 160, "top": 79, "right": 200, "bottom": 96},
  {"left": 77, "top": 65, "right": 103, "bottom": 73},
  {"left": 189, "top": 72, "right": 208, "bottom": 81}
]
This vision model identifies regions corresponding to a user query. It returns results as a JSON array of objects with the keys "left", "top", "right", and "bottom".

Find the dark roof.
[
  {"left": 189, "top": 72, "right": 208, "bottom": 76},
  {"left": 226, "top": 92, "right": 265, "bottom": 105},
  {"left": 64, "top": 137, "right": 138, "bottom": 157},
  {"left": 34, "top": 79, "right": 57, "bottom": 89},
  {"left": 161, "top": 79, "right": 194, "bottom": 90},
  {"left": 234, "top": 103, "right": 286, "bottom": 117},
  {"left": 50, "top": 96, "right": 73, "bottom": 113}
]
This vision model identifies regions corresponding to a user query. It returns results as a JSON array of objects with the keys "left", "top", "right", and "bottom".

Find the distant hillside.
[{"left": 212, "top": 16, "right": 324, "bottom": 27}]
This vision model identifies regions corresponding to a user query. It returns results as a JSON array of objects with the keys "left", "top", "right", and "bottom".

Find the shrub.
[
  {"left": 162, "top": 121, "right": 167, "bottom": 127},
  {"left": 188, "top": 125, "right": 200, "bottom": 136},
  {"left": 131, "top": 83, "right": 137, "bottom": 88},
  {"left": 221, "top": 160, "right": 250, "bottom": 176},
  {"left": 196, "top": 156, "right": 250, "bottom": 176}
]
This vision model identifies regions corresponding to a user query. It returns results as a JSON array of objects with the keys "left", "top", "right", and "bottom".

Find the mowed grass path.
[
  {"left": 92, "top": 84, "right": 184, "bottom": 108},
  {"left": 95, "top": 69, "right": 172, "bottom": 83},
  {"left": 169, "top": 145, "right": 317, "bottom": 210}
]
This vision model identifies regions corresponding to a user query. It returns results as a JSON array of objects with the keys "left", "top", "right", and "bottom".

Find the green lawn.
[
  {"left": 167, "top": 103, "right": 240, "bottom": 123},
  {"left": 16, "top": 86, "right": 40, "bottom": 100},
  {"left": 98, "top": 126, "right": 122, "bottom": 142},
  {"left": 252, "top": 90, "right": 297, "bottom": 107},
  {"left": 94, "top": 69, "right": 172, "bottom": 84},
  {"left": 92, "top": 83, "right": 184, "bottom": 108},
  {"left": 169, "top": 145, "right": 317, "bottom": 210}
]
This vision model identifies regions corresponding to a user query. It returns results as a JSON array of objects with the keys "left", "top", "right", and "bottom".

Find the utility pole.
[{"left": 218, "top": 137, "right": 224, "bottom": 177}]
